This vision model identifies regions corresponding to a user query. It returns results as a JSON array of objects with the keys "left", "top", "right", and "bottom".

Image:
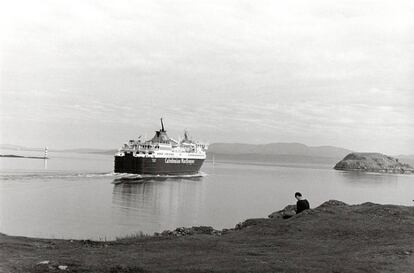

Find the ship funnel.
[{"left": 160, "top": 118, "right": 165, "bottom": 132}]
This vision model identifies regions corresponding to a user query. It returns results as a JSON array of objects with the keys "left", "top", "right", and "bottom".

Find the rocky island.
[
  {"left": 334, "top": 152, "right": 414, "bottom": 174},
  {"left": 1, "top": 200, "right": 414, "bottom": 272}
]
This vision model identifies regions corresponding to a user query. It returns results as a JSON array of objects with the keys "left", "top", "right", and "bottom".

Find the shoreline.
[
  {"left": 1, "top": 200, "right": 413, "bottom": 272},
  {"left": 334, "top": 167, "right": 414, "bottom": 174}
]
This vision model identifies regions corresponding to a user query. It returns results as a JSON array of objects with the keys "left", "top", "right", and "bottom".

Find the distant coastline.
[
  {"left": 2, "top": 143, "right": 414, "bottom": 166},
  {"left": 0, "top": 154, "right": 48, "bottom": 160}
]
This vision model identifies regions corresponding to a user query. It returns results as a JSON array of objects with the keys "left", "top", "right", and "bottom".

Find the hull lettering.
[{"left": 165, "top": 158, "right": 195, "bottom": 164}]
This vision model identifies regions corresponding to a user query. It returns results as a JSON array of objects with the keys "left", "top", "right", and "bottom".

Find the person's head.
[{"left": 295, "top": 192, "right": 303, "bottom": 200}]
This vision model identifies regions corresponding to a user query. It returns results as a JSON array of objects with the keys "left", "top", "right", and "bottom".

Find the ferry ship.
[{"left": 114, "top": 119, "right": 208, "bottom": 175}]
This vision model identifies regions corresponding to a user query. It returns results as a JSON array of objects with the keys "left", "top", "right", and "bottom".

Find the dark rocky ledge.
[{"left": 334, "top": 152, "right": 414, "bottom": 174}]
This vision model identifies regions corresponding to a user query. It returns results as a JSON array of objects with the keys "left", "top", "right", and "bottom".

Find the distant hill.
[
  {"left": 89, "top": 149, "right": 118, "bottom": 155},
  {"left": 396, "top": 154, "right": 414, "bottom": 167},
  {"left": 58, "top": 148, "right": 117, "bottom": 155},
  {"left": 207, "top": 143, "right": 353, "bottom": 164},
  {"left": 2, "top": 142, "right": 413, "bottom": 167},
  {"left": 0, "top": 144, "right": 44, "bottom": 151},
  {"left": 0, "top": 144, "right": 116, "bottom": 155},
  {"left": 0, "top": 142, "right": 353, "bottom": 164}
]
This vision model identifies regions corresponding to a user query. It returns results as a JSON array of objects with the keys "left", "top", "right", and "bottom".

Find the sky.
[{"left": 1, "top": 0, "right": 413, "bottom": 154}]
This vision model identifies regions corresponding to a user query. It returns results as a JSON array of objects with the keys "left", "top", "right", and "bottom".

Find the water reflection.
[
  {"left": 336, "top": 170, "right": 399, "bottom": 185},
  {"left": 113, "top": 175, "right": 204, "bottom": 184},
  {"left": 111, "top": 177, "right": 206, "bottom": 233}
]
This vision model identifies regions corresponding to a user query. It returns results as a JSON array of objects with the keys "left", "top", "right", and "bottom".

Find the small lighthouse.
[{"left": 43, "top": 147, "right": 48, "bottom": 169}]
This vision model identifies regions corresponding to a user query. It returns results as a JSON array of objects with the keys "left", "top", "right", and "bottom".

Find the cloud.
[{"left": 1, "top": 0, "right": 413, "bottom": 153}]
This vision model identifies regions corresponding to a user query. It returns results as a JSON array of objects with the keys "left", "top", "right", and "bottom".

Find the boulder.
[
  {"left": 268, "top": 204, "right": 296, "bottom": 219},
  {"left": 318, "top": 200, "right": 348, "bottom": 208},
  {"left": 158, "top": 226, "right": 221, "bottom": 237},
  {"left": 235, "top": 218, "right": 268, "bottom": 230}
]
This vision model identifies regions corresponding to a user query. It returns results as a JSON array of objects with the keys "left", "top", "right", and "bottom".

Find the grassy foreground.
[{"left": 1, "top": 200, "right": 414, "bottom": 273}]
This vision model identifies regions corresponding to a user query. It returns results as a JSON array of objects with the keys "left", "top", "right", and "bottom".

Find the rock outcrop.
[
  {"left": 155, "top": 226, "right": 223, "bottom": 237},
  {"left": 334, "top": 153, "right": 414, "bottom": 174},
  {"left": 268, "top": 204, "right": 296, "bottom": 219}
]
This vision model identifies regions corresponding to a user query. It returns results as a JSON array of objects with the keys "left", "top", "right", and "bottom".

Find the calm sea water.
[{"left": 1, "top": 150, "right": 413, "bottom": 240}]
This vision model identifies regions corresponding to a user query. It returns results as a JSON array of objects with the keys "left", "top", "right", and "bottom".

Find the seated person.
[{"left": 295, "top": 192, "right": 310, "bottom": 214}]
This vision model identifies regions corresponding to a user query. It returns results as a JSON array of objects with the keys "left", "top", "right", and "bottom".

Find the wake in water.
[
  {"left": 0, "top": 171, "right": 206, "bottom": 183},
  {"left": 112, "top": 172, "right": 207, "bottom": 184}
]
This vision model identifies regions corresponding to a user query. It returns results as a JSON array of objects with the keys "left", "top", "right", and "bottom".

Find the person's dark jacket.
[{"left": 296, "top": 199, "right": 310, "bottom": 214}]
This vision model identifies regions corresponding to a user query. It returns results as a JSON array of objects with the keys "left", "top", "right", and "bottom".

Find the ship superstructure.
[{"left": 114, "top": 119, "right": 207, "bottom": 174}]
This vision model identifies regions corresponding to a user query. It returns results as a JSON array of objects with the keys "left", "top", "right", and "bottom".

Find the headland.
[
  {"left": 1, "top": 200, "right": 413, "bottom": 272},
  {"left": 0, "top": 154, "right": 48, "bottom": 159}
]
